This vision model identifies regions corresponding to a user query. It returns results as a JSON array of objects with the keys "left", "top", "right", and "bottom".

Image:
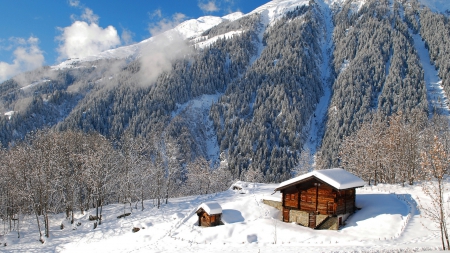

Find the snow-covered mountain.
[
  {"left": 1, "top": 0, "right": 450, "bottom": 176},
  {"left": 52, "top": 0, "right": 450, "bottom": 70}
]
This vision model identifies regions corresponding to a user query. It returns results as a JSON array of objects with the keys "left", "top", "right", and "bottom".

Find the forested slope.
[{"left": 317, "top": 0, "right": 430, "bottom": 168}]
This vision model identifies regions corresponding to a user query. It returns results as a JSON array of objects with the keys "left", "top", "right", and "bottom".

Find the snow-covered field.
[{"left": 0, "top": 181, "right": 445, "bottom": 252}]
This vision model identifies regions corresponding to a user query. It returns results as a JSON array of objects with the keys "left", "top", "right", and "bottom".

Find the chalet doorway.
[
  {"left": 283, "top": 208, "right": 290, "bottom": 222},
  {"left": 308, "top": 213, "right": 316, "bottom": 228}
]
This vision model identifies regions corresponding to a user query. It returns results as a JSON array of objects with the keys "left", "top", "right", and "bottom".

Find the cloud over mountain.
[
  {"left": 56, "top": 8, "right": 121, "bottom": 61},
  {"left": 0, "top": 36, "right": 45, "bottom": 82}
]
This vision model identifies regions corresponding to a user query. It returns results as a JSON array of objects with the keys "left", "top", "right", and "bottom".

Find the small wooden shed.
[
  {"left": 196, "top": 202, "right": 222, "bottom": 227},
  {"left": 275, "top": 168, "right": 365, "bottom": 229}
]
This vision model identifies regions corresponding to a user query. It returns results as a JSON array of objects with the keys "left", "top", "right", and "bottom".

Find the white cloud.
[
  {"left": 56, "top": 8, "right": 121, "bottom": 61},
  {"left": 138, "top": 31, "right": 192, "bottom": 86},
  {"left": 81, "top": 8, "right": 99, "bottom": 24},
  {"left": 150, "top": 9, "right": 163, "bottom": 19},
  {"left": 198, "top": 1, "right": 219, "bottom": 13},
  {"left": 69, "top": 0, "right": 80, "bottom": 7},
  {"left": 0, "top": 36, "right": 45, "bottom": 83},
  {"left": 148, "top": 12, "right": 187, "bottom": 36},
  {"left": 121, "top": 28, "right": 134, "bottom": 45}
]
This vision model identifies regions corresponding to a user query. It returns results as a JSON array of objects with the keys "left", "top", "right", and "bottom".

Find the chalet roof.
[
  {"left": 197, "top": 202, "right": 222, "bottom": 215},
  {"left": 275, "top": 168, "right": 365, "bottom": 191}
]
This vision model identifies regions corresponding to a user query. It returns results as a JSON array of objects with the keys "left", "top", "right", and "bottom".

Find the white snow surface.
[
  {"left": 418, "top": 0, "right": 450, "bottom": 13},
  {"left": 194, "top": 30, "right": 244, "bottom": 49},
  {"left": 276, "top": 168, "right": 366, "bottom": 190},
  {"left": 4, "top": 111, "right": 14, "bottom": 120},
  {"left": 411, "top": 31, "right": 450, "bottom": 118},
  {"left": 250, "top": 0, "right": 310, "bottom": 24},
  {"left": 1, "top": 181, "right": 446, "bottom": 252},
  {"left": 20, "top": 79, "right": 51, "bottom": 90},
  {"left": 173, "top": 16, "right": 225, "bottom": 40},
  {"left": 222, "top": 12, "right": 245, "bottom": 21},
  {"left": 197, "top": 202, "right": 223, "bottom": 215}
]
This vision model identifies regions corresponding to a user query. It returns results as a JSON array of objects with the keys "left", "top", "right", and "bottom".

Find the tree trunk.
[
  {"left": 34, "top": 208, "right": 43, "bottom": 243},
  {"left": 141, "top": 191, "right": 144, "bottom": 211},
  {"left": 44, "top": 210, "right": 49, "bottom": 238}
]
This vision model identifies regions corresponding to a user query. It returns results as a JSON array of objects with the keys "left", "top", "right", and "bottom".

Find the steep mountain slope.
[
  {"left": 0, "top": 0, "right": 449, "bottom": 181},
  {"left": 318, "top": 0, "right": 429, "bottom": 168},
  {"left": 317, "top": 0, "right": 450, "bottom": 168}
]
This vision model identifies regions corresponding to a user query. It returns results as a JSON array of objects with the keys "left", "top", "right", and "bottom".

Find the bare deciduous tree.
[{"left": 419, "top": 136, "right": 450, "bottom": 250}]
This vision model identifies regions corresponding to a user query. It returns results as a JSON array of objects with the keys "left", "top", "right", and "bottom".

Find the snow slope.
[
  {"left": 411, "top": 31, "right": 450, "bottom": 118},
  {"left": 418, "top": 0, "right": 450, "bottom": 13},
  {"left": 1, "top": 181, "right": 445, "bottom": 252},
  {"left": 304, "top": 0, "right": 334, "bottom": 167},
  {"left": 171, "top": 94, "right": 222, "bottom": 164},
  {"left": 250, "top": 0, "right": 310, "bottom": 24}
]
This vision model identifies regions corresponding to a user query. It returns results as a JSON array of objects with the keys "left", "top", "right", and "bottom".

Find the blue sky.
[{"left": 0, "top": 0, "right": 268, "bottom": 82}]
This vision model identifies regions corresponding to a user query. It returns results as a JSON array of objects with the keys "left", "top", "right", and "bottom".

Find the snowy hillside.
[{"left": 0, "top": 182, "right": 444, "bottom": 252}]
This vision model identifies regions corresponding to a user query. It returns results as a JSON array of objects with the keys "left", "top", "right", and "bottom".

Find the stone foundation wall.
[
  {"left": 289, "top": 210, "right": 309, "bottom": 226},
  {"left": 261, "top": 200, "right": 345, "bottom": 230},
  {"left": 288, "top": 211, "right": 331, "bottom": 228},
  {"left": 262, "top": 199, "right": 282, "bottom": 211}
]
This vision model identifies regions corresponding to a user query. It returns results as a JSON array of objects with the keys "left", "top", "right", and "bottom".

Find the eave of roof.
[
  {"left": 275, "top": 168, "right": 365, "bottom": 191},
  {"left": 197, "top": 202, "right": 222, "bottom": 215}
]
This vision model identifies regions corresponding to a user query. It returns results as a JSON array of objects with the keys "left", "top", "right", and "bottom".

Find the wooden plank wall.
[
  {"left": 335, "top": 189, "right": 355, "bottom": 215},
  {"left": 281, "top": 181, "right": 357, "bottom": 215}
]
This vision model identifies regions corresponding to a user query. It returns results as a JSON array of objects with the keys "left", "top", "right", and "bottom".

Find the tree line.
[
  {"left": 0, "top": 129, "right": 233, "bottom": 242},
  {"left": 339, "top": 111, "right": 449, "bottom": 186}
]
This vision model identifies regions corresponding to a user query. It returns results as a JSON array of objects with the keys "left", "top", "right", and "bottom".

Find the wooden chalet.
[
  {"left": 274, "top": 168, "right": 365, "bottom": 229},
  {"left": 196, "top": 202, "right": 222, "bottom": 227}
]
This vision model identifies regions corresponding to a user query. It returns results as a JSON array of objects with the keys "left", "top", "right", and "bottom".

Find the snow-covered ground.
[{"left": 1, "top": 181, "right": 445, "bottom": 252}]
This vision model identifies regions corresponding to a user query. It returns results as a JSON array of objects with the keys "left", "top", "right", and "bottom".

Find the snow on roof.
[
  {"left": 197, "top": 202, "right": 222, "bottom": 215},
  {"left": 275, "top": 168, "right": 365, "bottom": 191}
]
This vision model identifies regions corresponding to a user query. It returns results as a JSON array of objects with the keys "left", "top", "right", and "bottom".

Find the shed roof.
[
  {"left": 275, "top": 168, "right": 365, "bottom": 191},
  {"left": 197, "top": 202, "right": 222, "bottom": 215}
]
